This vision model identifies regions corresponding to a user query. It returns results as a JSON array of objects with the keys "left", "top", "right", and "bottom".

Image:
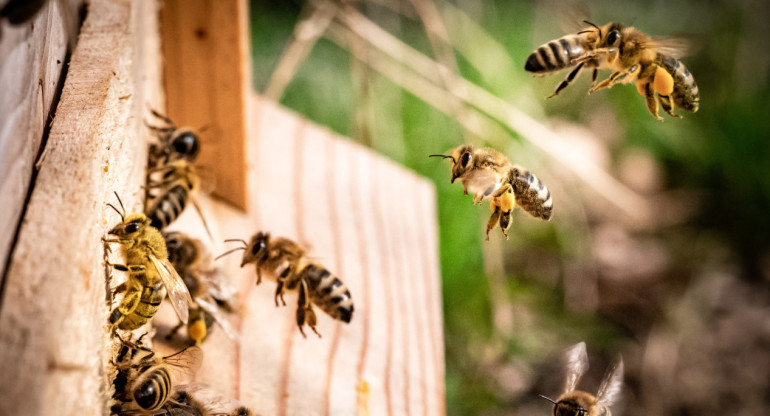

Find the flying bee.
[
  {"left": 111, "top": 338, "right": 203, "bottom": 414},
  {"left": 430, "top": 146, "right": 553, "bottom": 239},
  {"left": 164, "top": 231, "right": 240, "bottom": 345},
  {"left": 217, "top": 232, "right": 354, "bottom": 338},
  {"left": 526, "top": 21, "right": 699, "bottom": 120},
  {"left": 146, "top": 109, "right": 201, "bottom": 170},
  {"left": 104, "top": 192, "right": 193, "bottom": 331},
  {"left": 539, "top": 342, "right": 624, "bottom": 416}
]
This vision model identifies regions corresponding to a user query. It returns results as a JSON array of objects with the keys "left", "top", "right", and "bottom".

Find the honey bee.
[
  {"left": 526, "top": 21, "right": 699, "bottom": 120},
  {"left": 217, "top": 232, "right": 354, "bottom": 338},
  {"left": 539, "top": 342, "right": 624, "bottom": 416},
  {"left": 430, "top": 146, "right": 553, "bottom": 239},
  {"left": 164, "top": 231, "right": 240, "bottom": 345},
  {"left": 111, "top": 338, "right": 203, "bottom": 414},
  {"left": 104, "top": 193, "right": 193, "bottom": 331},
  {"left": 146, "top": 109, "right": 201, "bottom": 170}
]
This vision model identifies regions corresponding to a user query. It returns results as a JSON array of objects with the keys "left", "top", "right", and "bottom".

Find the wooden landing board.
[
  {"left": 0, "top": 0, "right": 163, "bottom": 414},
  {"left": 160, "top": 0, "right": 251, "bottom": 210},
  {"left": 154, "top": 94, "right": 446, "bottom": 416}
]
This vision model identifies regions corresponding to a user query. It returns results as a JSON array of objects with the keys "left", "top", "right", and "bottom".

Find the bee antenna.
[
  {"left": 224, "top": 238, "right": 248, "bottom": 248},
  {"left": 112, "top": 191, "right": 126, "bottom": 219},
  {"left": 582, "top": 20, "right": 601, "bottom": 40},
  {"left": 215, "top": 247, "right": 246, "bottom": 261},
  {"left": 538, "top": 395, "right": 557, "bottom": 404},
  {"left": 429, "top": 154, "right": 456, "bottom": 163},
  {"left": 583, "top": 20, "right": 599, "bottom": 30}
]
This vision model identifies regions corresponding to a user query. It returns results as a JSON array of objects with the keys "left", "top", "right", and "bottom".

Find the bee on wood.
[
  {"left": 430, "top": 145, "right": 553, "bottom": 239},
  {"left": 539, "top": 342, "right": 624, "bottom": 416},
  {"left": 526, "top": 21, "right": 699, "bottom": 120},
  {"left": 111, "top": 338, "right": 202, "bottom": 414},
  {"left": 217, "top": 232, "right": 354, "bottom": 338},
  {"left": 164, "top": 231, "right": 240, "bottom": 345},
  {"left": 104, "top": 193, "right": 193, "bottom": 331},
  {"left": 144, "top": 111, "right": 212, "bottom": 239}
]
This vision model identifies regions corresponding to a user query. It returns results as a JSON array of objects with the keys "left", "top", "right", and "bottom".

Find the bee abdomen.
[
  {"left": 299, "top": 264, "right": 354, "bottom": 323},
  {"left": 148, "top": 185, "right": 189, "bottom": 230},
  {"left": 525, "top": 36, "right": 584, "bottom": 73},
  {"left": 133, "top": 367, "right": 171, "bottom": 410},
  {"left": 658, "top": 54, "right": 699, "bottom": 112},
  {"left": 511, "top": 169, "right": 553, "bottom": 220}
]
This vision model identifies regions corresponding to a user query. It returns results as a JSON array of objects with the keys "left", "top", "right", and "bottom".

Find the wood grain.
[
  {"left": 0, "top": 0, "right": 163, "bottom": 414},
  {"left": 0, "top": 0, "right": 81, "bottom": 287},
  {"left": 160, "top": 0, "right": 251, "bottom": 210}
]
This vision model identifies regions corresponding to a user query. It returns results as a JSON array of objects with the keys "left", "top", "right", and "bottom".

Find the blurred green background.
[{"left": 250, "top": 0, "right": 770, "bottom": 414}]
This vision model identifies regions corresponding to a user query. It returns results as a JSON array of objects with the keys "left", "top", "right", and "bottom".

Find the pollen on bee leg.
[{"left": 653, "top": 66, "right": 674, "bottom": 96}]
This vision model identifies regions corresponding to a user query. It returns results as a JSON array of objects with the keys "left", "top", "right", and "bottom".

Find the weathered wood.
[
  {"left": 0, "top": 0, "right": 163, "bottom": 414},
  {"left": 160, "top": 0, "right": 251, "bottom": 210},
  {"left": 0, "top": 0, "right": 81, "bottom": 287},
  {"left": 152, "top": 94, "right": 446, "bottom": 416}
]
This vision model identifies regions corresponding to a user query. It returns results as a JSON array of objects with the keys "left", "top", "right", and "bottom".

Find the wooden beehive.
[{"left": 0, "top": 0, "right": 445, "bottom": 415}]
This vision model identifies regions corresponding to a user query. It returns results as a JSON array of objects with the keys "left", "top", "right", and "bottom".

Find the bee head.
[
  {"left": 597, "top": 22, "right": 624, "bottom": 53},
  {"left": 242, "top": 232, "right": 270, "bottom": 267},
  {"left": 109, "top": 213, "right": 148, "bottom": 238},
  {"left": 169, "top": 129, "right": 200, "bottom": 162},
  {"left": 429, "top": 145, "right": 474, "bottom": 183}
]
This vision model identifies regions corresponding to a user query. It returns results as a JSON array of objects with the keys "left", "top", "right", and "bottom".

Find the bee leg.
[
  {"left": 274, "top": 280, "right": 286, "bottom": 307},
  {"left": 642, "top": 83, "right": 664, "bottom": 121},
  {"left": 590, "top": 68, "right": 598, "bottom": 89},
  {"left": 658, "top": 94, "right": 681, "bottom": 118},
  {"left": 486, "top": 206, "right": 502, "bottom": 241},
  {"left": 499, "top": 209, "right": 512, "bottom": 240},
  {"left": 296, "top": 280, "right": 321, "bottom": 338},
  {"left": 256, "top": 268, "right": 263, "bottom": 285},
  {"left": 548, "top": 62, "right": 584, "bottom": 98}
]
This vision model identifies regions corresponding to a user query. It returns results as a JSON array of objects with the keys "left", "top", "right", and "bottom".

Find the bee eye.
[
  {"left": 607, "top": 30, "right": 620, "bottom": 46},
  {"left": 172, "top": 132, "right": 200, "bottom": 160},
  {"left": 125, "top": 223, "right": 140, "bottom": 234},
  {"left": 461, "top": 152, "right": 472, "bottom": 167}
]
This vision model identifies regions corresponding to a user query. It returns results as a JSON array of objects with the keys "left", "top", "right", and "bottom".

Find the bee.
[
  {"left": 539, "top": 342, "right": 624, "bottom": 416},
  {"left": 104, "top": 193, "right": 193, "bottom": 331},
  {"left": 217, "top": 232, "right": 354, "bottom": 338},
  {"left": 111, "top": 338, "right": 203, "bottom": 414},
  {"left": 430, "top": 146, "right": 553, "bottom": 240},
  {"left": 526, "top": 21, "right": 699, "bottom": 120},
  {"left": 164, "top": 231, "right": 240, "bottom": 345},
  {"left": 145, "top": 159, "right": 201, "bottom": 231},
  {"left": 146, "top": 109, "right": 201, "bottom": 170}
]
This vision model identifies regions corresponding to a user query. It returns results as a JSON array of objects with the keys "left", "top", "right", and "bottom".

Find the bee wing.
[
  {"left": 198, "top": 268, "right": 238, "bottom": 305},
  {"left": 595, "top": 356, "right": 624, "bottom": 407},
  {"left": 649, "top": 35, "right": 700, "bottom": 59},
  {"left": 150, "top": 254, "right": 194, "bottom": 324},
  {"left": 162, "top": 345, "right": 204, "bottom": 380},
  {"left": 562, "top": 342, "right": 589, "bottom": 394},
  {"left": 196, "top": 296, "right": 241, "bottom": 342}
]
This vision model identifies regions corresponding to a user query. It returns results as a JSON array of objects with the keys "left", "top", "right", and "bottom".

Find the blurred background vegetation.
[{"left": 249, "top": 0, "right": 770, "bottom": 414}]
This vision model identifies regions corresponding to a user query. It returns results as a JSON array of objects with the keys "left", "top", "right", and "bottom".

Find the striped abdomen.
[
  {"left": 297, "top": 264, "right": 354, "bottom": 323},
  {"left": 509, "top": 167, "right": 553, "bottom": 220},
  {"left": 525, "top": 35, "right": 587, "bottom": 73},
  {"left": 113, "top": 279, "right": 167, "bottom": 330},
  {"left": 657, "top": 54, "right": 699, "bottom": 112},
  {"left": 148, "top": 185, "right": 190, "bottom": 230},
  {"left": 132, "top": 366, "right": 172, "bottom": 410}
]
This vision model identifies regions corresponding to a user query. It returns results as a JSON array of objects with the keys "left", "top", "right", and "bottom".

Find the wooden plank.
[
  {"left": 153, "top": 94, "right": 446, "bottom": 416},
  {"left": 160, "top": 0, "right": 251, "bottom": 210},
  {"left": 0, "top": 0, "right": 163, "bottom": 414},
  {"left": 0, "top": 0, "right": 81, "bottom": 287}
]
